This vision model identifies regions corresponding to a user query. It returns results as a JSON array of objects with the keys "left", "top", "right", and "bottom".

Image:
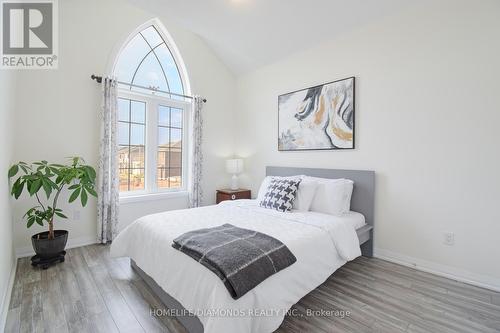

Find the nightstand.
[{"left": 216, "top": 189, "right": 251, "bottom": 204}]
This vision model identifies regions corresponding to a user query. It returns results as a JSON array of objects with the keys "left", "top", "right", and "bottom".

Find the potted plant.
[{"left": 8, "top": 157, "right": 97, "bottom": 266}]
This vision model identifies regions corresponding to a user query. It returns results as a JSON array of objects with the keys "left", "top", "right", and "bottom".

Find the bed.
[{"left": 110, "top": 166, "right": 375, "bottom": 333}]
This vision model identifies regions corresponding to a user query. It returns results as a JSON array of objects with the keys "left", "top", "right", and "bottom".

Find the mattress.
[
  {"left": 254, "top": 200, "right": 366, "bottom": 230},
  {"left": 342, "top": 211, "right": 366, "bottom": 230},
  {"left": 288, "top": 208, "right": 366, "bottom": 230}
]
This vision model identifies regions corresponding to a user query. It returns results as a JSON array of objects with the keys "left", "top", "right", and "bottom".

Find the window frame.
[
  {"left": 111, "top": 20, "right": 192, "bottom": 202},
  {"left": 118, "top": 88, "right": 191, "bottom": 199},
  {"left": 117, "top": 97, "right": 147, "bottom": 193}
]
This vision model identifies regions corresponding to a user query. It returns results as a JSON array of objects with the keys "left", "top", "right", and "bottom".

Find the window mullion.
[
  {"left": 146, "top": 98, "right": 158, "bottom": 192},
  {"left": 117, "top": 92, "right": 189, "bottom": 195}
]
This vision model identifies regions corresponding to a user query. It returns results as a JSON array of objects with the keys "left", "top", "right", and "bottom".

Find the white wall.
[
  {"left": 0, "top": 72, "right": 17, "bottom": 327},
  {"left": 11, "top": 0, "right": 236, "bottom": 255},
  {"left": 235, "top": 0, "right": 500, "bottom": 289}
]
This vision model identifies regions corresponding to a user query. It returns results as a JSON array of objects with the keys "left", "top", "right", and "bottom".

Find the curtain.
[
  {"left": 189, "top": 96, "right": 204, "bottom": 208},
  {"left": 97, "top": 77, "right": 119, "bottom": 243}
]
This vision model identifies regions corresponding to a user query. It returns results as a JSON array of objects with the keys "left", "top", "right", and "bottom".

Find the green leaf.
[
  {"left": 49, "top": 167, "right": 60, "bottom": 175},
  {"left": 35, "top": 179, "right": 43, "bottom": 191},
  {"left": 68, "top": 184, "right": 79, "bottom": 190},
  {"left": 81, "top": 188, "right": 88, "bottom": 207},
  {"left": 23, "top": 207, "right": 38, "bottom": 218},
  {"left": 86, "top": 186, "right": 98, "bottom": 197},
  {"left": 26, "top": 180, "right": 32, "bottom": 195},
  {"left": 8, "top": 165, "right": 18, "bottom": 178},
  {"left": 13, "top": 181, "right": 24, "bottom": 199},
  {"left": 41, "top": 179, "right": 52, "bottom": 198},
  {"left": 10, "top": 178, "right": 20, "bottom": 195},
  {"left": 27, "top": 218, "right": 35, "bottom": 228},
  {"left": 36, "top": 218, "right": 44, "bottom": 226},
  {"left": 28, "top": 179, "right": 42, "bottom": 196},
  {"left": 55, "top": 212, "right": 67, "bottom": 219},
  {"left": 46, "top": 178, "right": 58, "bottom": 189},
  {"left": 84, "top": 166, "right": 97, "bottom": 180},
  {"left": 69, "top": 187, "right": 80, "bottom": 203}
]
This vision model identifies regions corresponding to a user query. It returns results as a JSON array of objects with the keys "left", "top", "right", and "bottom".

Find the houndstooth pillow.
[{"left": 259, "top": 178, "right": 301, "bottom": 212}]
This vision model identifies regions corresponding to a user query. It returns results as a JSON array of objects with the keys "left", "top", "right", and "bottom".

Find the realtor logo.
[{"left": 1, "top": 0, "right": 58, "bottom": 69}]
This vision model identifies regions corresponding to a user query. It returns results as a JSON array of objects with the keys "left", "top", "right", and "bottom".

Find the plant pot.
[{"left": 31, "top": 230, "right": 68, "bottom": 259}]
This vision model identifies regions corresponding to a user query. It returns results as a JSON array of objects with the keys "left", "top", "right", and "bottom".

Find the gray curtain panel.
[
  {"left": 97, "top": 78, "right": 119, "bottom": 243},
  {"left": 189, "top": 96, "right": 204, "bottom": 208}
]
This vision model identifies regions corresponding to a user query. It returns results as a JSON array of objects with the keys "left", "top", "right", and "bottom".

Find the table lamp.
[{"left": 226, "top": 159, "right": 243, "bottom": 190}]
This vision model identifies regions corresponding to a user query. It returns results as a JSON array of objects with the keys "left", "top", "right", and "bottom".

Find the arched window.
[
  {"left": 114, "top": 25, "right": 185, "bottom": 99},
  {"left": 113, "top": 21, "right": 190, "bottom": 195}
]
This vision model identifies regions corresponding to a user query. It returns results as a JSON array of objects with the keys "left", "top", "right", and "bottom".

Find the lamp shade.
[{"left": 226, "top": 159, "right": 243, "bottom": 174}]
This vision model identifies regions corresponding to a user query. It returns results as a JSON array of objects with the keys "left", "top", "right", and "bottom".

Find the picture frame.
[{"left": 278, "top": 76, "right": 355, "bottom": 151}]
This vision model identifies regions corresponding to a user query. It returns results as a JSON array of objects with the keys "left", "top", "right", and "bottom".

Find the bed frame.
[
  {"left": 131, "top": 166, "right": 375, "bottom": 333},
  {"left": 266, "top": 166, "right": 375, "bottom": 256}
]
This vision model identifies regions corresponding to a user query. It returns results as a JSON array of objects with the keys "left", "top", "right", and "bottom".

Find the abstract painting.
[{"left": 278, "top": 77, "right": 355, "bottom": 151}]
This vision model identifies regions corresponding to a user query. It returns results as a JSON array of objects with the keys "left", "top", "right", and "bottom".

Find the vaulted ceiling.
[{"left": 126, "top": 0, "right": 416, "bottom": 75}]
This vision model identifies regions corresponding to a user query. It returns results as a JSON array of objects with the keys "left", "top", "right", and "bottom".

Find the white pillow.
[
  {"left": 256, "top": 175, "right": 316, "bottom": 211},
  {"left": 257, "top": 176, "right": 273, "bottom": 202},
  {"left": 292, "top": 178, "right": 318, "bottom": 211},
  {"left": 306, "top": 176, "right": 354, "bottom": 216},
  {"left": 342, "top": 180, "right": 354, "bottom": 213}
]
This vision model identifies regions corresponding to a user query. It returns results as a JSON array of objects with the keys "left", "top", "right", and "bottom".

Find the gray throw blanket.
[{"left": 172, "top": 224, "right": 297, "bottom": 299}]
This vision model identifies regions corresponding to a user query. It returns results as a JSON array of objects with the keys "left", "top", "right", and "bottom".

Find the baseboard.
[
  {"left": 0, "top": 258, "right": 17, "bottom": 331},
  {"left": 373, "top": 247, "right": 500, "bottom": 292},
  {"left": 15, "top": 235, "right": 98, "bottom": 258}
]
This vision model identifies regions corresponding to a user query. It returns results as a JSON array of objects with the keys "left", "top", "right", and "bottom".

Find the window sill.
[{"left": 119, "top": 191, "right": 189, "bottom": 204}]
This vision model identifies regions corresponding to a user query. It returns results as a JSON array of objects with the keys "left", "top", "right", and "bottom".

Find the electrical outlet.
[
  {"left": 443, "top": 232, "right": 454, "bottom": 246},
  {"left": 73, "top": 210, "right": 81, "bottom": 221}
]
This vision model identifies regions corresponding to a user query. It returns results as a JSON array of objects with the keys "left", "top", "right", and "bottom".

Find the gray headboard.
[{"left": 266, "top": 166, "right": 375, "bottom": 228}]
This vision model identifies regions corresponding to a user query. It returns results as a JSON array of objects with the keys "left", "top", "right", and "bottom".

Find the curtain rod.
[{"left": 90, "top": 74, "right": 207, "bottom": 103}]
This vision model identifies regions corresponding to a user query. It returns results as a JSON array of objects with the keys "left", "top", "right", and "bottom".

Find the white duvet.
[{"left": 110, "top": 200, "right": 361, "bottom": 333}]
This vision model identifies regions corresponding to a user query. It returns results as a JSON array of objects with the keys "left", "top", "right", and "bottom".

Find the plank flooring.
[{"left": 5, "top": 244, "right": 500, "bottom": 333}]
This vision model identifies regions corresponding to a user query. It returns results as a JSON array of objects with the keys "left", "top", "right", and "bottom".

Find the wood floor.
[{"left": 5, "top": 244, "right": 500, "bottom": 333}]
